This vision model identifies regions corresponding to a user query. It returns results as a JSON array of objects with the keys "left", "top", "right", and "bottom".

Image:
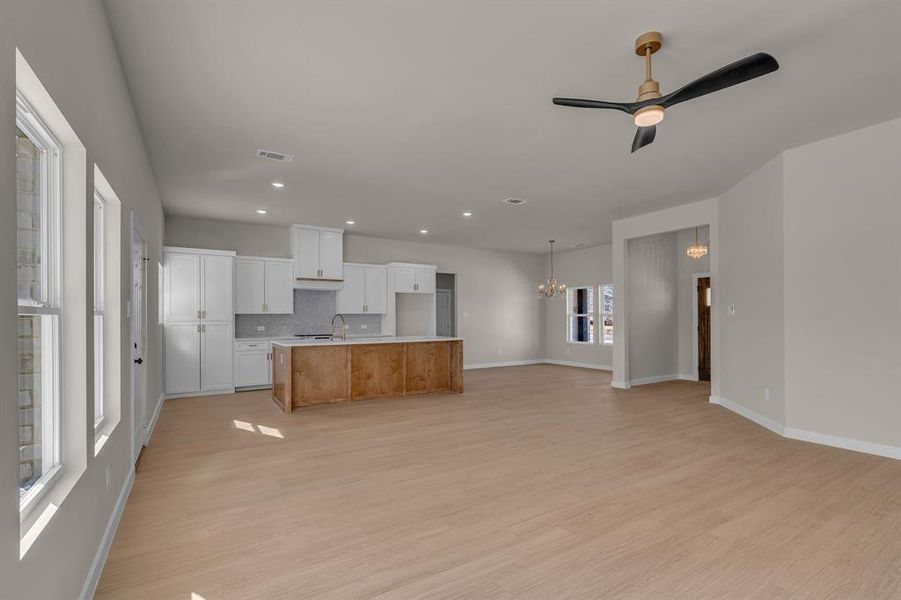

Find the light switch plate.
[{"left": 728, "top": 304, "right": 736, "bottom": 316}]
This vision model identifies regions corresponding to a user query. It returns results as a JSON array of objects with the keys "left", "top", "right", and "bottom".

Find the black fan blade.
[
  {"left": 661, "top": 53, "right": 778, "bottom": 108},
  {"left": 631, "top": 126, "right": 656, "bottom": 153},
  {"left": 553, "top": 97, "right": 634, "bottom": 114}
]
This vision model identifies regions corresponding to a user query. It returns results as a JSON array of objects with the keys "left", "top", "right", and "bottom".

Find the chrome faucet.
[{"left": 331, "top": 313, "right": 347, "bottom": 340}]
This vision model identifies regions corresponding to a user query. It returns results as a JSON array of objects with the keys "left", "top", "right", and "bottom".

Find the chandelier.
[
  {"left": 538, "top": 240, "right": 566, "bottom": 299},
  {"left": 686, "top": 227, "right": 708, "bottom": 260}
]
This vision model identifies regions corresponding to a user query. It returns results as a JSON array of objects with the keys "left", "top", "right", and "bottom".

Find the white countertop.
[{"left": 271, "top": 335, "right": 462, "bottom": 348}]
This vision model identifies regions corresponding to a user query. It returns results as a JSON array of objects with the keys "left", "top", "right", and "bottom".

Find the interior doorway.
[
  {"left": 436, "top": 273, "right": 456, "bottom": 337},
  {"left": 131, "top": 214, "right": 148, "bottom": 462},
  {"left": 693, "top": 273, "right": 711, "bottom": 382}
]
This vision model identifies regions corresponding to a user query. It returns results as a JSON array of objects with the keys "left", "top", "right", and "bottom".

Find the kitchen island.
[{"left": 271, "top": 336, "right": 463, "bottom": 413}]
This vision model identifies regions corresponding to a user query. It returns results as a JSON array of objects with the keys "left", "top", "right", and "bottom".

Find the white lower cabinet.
[
  {"left": 201, "top": 322, "right": 234, "bottom": 391},
  {"left": 234, "top": 340, "right": 273, "bottom": 389},
  {"left": 164, "top": 323, "right": 201, "bottom": 394}
]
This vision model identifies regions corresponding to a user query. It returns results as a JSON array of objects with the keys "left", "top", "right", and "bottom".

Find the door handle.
[{"left": 134, "top": 358, "right": 143, "bottom": 365}]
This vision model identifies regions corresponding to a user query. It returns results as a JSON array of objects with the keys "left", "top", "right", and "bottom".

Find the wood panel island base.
[{"left": 271, "top": 337, "right": 463, "bottom": 413}]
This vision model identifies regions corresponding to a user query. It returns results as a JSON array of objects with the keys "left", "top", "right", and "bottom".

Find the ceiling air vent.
[
  {"left": 256, "top": 148, "right": 294, "bottom": 162},
  {"left": 504, "top": 198, "right": 527, "bottom": 206}
]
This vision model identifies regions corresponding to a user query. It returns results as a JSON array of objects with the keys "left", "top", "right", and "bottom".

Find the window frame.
[
  {"left": 566, "top": 286, "right": 596, "bottom": 344},
  {"left": 600, "top": 284, "right": 614, "bottom": 345},
  {"left": 93, "top": 192, "right": 105, "bottom": 430},
  {"left": 16, "top": 93, "right": 64, "bottom": 515}
]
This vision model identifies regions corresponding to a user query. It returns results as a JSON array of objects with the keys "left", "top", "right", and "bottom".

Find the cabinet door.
[
  {"left": 337, "top": 265, "right": 365, "bottom": 313},
  {"left": 394, "top": 267, "right": 415, "bottom": 293},
  {"left": 201, "top": 322, "right": 233, "bottom": 391},
  {"left": 165, "top": 253, "right": 200, "bottom": 322},
  {"left": 364, "top": 267, "right": 388, "bottom": 313},
  {"left": 415, "top": 269, "right": 435, "bottom": 294},
  {"left": 235, "top": 259, "right": 265, "bottom": 314},
  {"left": 235, "top": 351, "right": 270, "bottom": 387},
  {"left": 201, "top": 255, "right": 233, "bottom": 321},
  {"left": 319, "top": 230, "right": 343, "bottom": 279},
  {"left": 264, "top": 261, "right": 294, "bottom": 314},
  {"left": 293, "top": 227, "right": 320, "bottom": 279},
  {"left": 165, "top": 323, "right": 200, "bottom": 394}
]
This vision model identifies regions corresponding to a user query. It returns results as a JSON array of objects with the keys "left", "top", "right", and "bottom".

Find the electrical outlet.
[
  {"left": 728, "top": 304, "right": 736, "bottom": 316},
  {"left": 105, "top": 466, "right": 111, "bottom": 491},
  {"left": 360, "top": 324, "right": 368, "bottom": 330},
  {"left": 256, "top": 326, "right": 265, "bottom": 332},
  {"left": 764, "top": 388, "right": 770, "bottom": 401},
  {"left": 497, "top": 348, "right": 503, "bottom": 355},
  {"left": 566, "top": 347, "right": 571, "bottom": 355}
]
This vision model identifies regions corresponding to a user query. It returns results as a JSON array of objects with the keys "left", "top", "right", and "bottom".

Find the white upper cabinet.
[
  {"left": 363, "top": 266, "right": 388, "bottom": 313},
  {"left": 337, "top": 265, "right": 365, "bottom": 313},
  {"left": 235, "top": 257, "right": 294, "bottom": 314},
  {"left": 165, "top": 252, "right": 200, "bottom": 321},
  {"left": 414, "top": 269, "right": 435, "bottom": 294},
  {"left": 264, "top": 260, "right": 294, "bottom": 313},
  {"left": 337, "top": 264, "right": 387, "bottom": 314},
  {"left": 201, "top": 255, "right": 233, "bottom": 320},
  {"left": 235, "top": 259, "right": 265, "bottom": 314},
  {"left": 291, "top": 225, "right": 343, "bottom": 284},
  {"left": 393, "top": 264, "right": 436, "bottom": 294}
]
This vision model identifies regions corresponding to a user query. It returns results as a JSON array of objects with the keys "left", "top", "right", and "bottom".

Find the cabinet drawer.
[{"left": 236, "top": 340, "right": 270, "bottom": 352}]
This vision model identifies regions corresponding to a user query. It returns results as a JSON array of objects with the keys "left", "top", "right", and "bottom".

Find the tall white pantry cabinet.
[{"left": 163, "top": 247, "right": 235, "bottom": 396}]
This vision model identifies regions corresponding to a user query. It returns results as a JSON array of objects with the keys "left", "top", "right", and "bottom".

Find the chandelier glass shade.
[
  {"left": 686, "top": 227, "right": 708, "bottom": 260},
  {"left": 538, "top": 240, "right": 567, "bottom": 299}
]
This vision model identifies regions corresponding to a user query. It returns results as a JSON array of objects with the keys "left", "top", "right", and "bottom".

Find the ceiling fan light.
[{"left": 634, "top": 105, "right": 665, "bottom": 127}]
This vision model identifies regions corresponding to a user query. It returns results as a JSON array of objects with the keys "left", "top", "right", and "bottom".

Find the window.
[
  {"left": 567, "top": 287, "right": 595, "bottom": 343},
  {"left": 16, "top": 96, "right": 62, "bottom": 507},
  {"left": 93, "top": 193, "right": 105, "bottom": 428},
  {"left": 600, "top": 284, "right": 614, "bottom": 345}
]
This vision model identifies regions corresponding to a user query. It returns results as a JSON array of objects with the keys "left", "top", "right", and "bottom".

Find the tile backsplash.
[{"left": 235, "top": 289, "right": 382, "bottom": 338}]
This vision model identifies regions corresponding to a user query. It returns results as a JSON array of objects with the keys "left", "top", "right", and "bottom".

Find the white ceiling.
[{"left": 105, "top": 0, "right": 901, "bottom": 254}]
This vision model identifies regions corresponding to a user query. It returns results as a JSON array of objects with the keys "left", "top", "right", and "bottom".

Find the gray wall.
[
  {"left": 542, "top": 244, "right": 614, "bottom": 368},
  {"left": 676, "top": 225, "right": 710, "bottom": 377},
  {"left": 718, "top": 155, "right": 786, "bottom": 424},
  {"left": 783, "top": 118, "right": 901, "bottom": 447},
  {"left": 2, "top": 1, "right": 165, "bottom": 597},
  {"left": 165, "top": 218, "right": 546, "bottom": 365},
  {"left": 627, "top": 232, "right": 679, "bottom": 381}
]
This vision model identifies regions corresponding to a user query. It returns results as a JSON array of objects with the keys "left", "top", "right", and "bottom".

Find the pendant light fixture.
[
  {"left": 538, "top": 240, "right": 567, "bottom": 299},
  {"left": 686, "top": 227, "right": 708, "bottom": 260}
]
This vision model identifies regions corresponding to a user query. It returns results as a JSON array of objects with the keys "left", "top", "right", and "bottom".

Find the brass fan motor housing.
[{"left": 637, "top": 79, "right": 661, "bottom": 101}]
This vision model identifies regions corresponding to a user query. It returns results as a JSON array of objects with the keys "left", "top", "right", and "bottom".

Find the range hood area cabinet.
[
  {"left": 163, "top": 247, "right": 235, "bottom": 396},
  {"left": 337, "top": 263, "right": 388, "bottom": 314},
  {"left": 291, "top": 224, "right": 343, "bottom": 288},
  {"left": 234, "top": 256, "right": 294, "bottom": 314},
  {"left": 393, "top": 264, "right": 436, "bottom": 294}
]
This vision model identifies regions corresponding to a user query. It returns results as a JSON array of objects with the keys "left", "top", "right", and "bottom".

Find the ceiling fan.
[{"left": 553, "top": 32, "right": 779, "bottom": 153}]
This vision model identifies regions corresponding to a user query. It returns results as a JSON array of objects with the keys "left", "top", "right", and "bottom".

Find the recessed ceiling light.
[
  {"left": 462, "top": 211, "right": 473, "bottom": 217},
  {"left": 345, "top": 220, "right": 355, "bottom": 225},
  {"left": 503, "top": 198, "right": 527, "bottom": 205},
  {"left": 419, "top": 229, "right": 428, "bottom": 235},
  {"left": 571, "top": 242, "right": 584, "bottom": 248},
  {"left": 271, "top": 181, "right": 285, "bottom": 188},
  {"left": 256, "top": 209, "right": 268, "bottom": 215}
]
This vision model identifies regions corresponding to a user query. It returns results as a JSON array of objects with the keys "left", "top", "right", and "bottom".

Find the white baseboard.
[
  {"left": 463, "top": 360, "right": 544, "bottom": 370},
  {"left": 145, "top": 393, "right": 164, "bottom": 446},
  {"left": 709, "top": 395, "right": 784, "bottom": 436},
  {"left": 164, "top": 388, "right": 235, "bottom": 400},
  {"left": 79, "top": 467, "right": 135, "bottom": 600},
  {"left": 710, "top": 396, "right": 901, "bottom": 461},
  {"left": 612, "top": 380, "right": 631, "bottom": 389},
  {"left": 543, "top": 359, "right": 612, "bottom": 371},
  {"left": 629, "top": 374, "right": 681, "bottom": 386},
  {"left": 678, "top": 373, "right": 699, "bottom": 381},
  {"left": 784, "top": 427, "right": 901, "bottom": 461}
]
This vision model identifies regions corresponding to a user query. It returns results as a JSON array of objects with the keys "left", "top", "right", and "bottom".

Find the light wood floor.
[{"left": 96, "top": 365, "right": 901, "bottom": 599}]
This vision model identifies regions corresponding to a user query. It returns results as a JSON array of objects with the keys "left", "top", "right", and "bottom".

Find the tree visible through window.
[
  {"left": 601, "top": 285, "right": 614, "bottom": 345},
  {"left": 567, "top": 287, "right": 595, "bottom": 343}
]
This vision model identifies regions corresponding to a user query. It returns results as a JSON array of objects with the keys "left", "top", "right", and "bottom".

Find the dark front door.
[{"left": 697, "top": 276, "right": 711, "bottom": 381}]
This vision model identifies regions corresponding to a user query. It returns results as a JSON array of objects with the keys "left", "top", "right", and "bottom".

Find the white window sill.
[
  {"left": 94, "top": 418, "right": 120, "bottom": 457},
  {"left": 566, "top": 341, "right": 596, "bottom": 345},
  {"left": 601, "top": 341, "right": 613, "bottom": 346},
  {"left": 19, "top": 464, "right": 85, "bottom": 558}
]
